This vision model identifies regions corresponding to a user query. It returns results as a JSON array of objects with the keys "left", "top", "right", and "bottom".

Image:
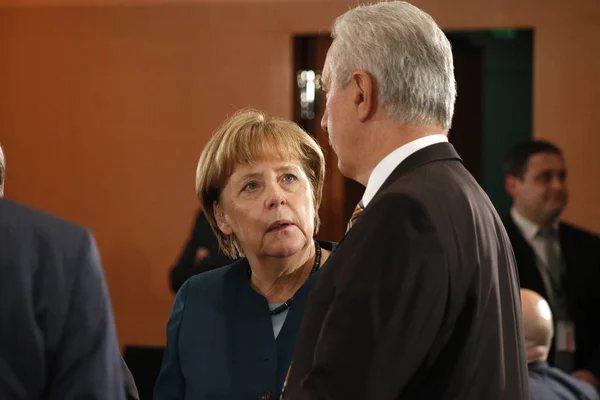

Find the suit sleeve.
[
  {"left": 48, "top": 231, "right": 125, "bottom": 400},
  {"left": 153, "top": 279, "right": 190, "bottom": 399},
  {"left": 298, "top": 195, "right": 449, "bottom": 399}
]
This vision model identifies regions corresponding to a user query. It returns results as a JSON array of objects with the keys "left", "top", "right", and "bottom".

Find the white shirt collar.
[
  {"left": 510, "top": 208, "right": 540, "bottom": 242},
  {"left": 510, "top": 207, "right": 559, "bottom": 241},
  {"left": 362, "top": 134, "right": 448, "bottom": 207}
]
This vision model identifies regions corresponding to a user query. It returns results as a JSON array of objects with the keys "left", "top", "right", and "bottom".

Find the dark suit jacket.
[
  {"left": 0, "top": 198, "right": 125, "bottom": 399},
  {"left": 155, "top": 241, "right": 336, "bottom": 400},
  {"left": 503, "top": 215, "right": 600, "bottom": 378},
  {"left": 285, "top": 142, "right": 529, "bottom": 400},
  {"left": 169, "top": 210, "right": 234, "bottom": 293},
  {"left": 528, "top": 361, "right": 599, "bottom": 400}
]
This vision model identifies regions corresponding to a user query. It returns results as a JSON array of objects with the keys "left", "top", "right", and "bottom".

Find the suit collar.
[
  {"left": 338, "top": 142, "right": 462, "bottom": 246},
  {"left": 374, "top": 141, "right": 463, "bottom": 199},
  {"left": 362, "top": 134, "right": 448, "bottom": 206},
  {"left": 511, "top": 208, "right": 540, "bottom": 242}
]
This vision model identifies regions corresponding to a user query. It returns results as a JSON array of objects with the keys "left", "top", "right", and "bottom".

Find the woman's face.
[{"left": 215, "top": 158, "right": 316, "bottom": 259}]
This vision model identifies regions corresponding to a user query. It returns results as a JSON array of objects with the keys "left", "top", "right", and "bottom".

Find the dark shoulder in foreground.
[{"left": 0, "top": 198, "right": 89, "bottom": 239}]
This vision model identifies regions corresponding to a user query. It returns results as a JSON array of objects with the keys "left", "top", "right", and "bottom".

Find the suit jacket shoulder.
[
  {"left": 528, "top": 361, "right": 600, "bottom": 400},
  {"left": 0, "top": 198, "right": 125, "bottom": 399},
  {"left": 184, "top": 257, "right": 246, "bottom": 293},
  {"left": 560, "top": 221, "right": 600, "bottom": 245},
  {"left": 0, "top": 198, "right": 90, "bottom": 245}
]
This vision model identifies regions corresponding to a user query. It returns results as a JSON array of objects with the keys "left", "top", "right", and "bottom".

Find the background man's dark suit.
[
  {"left": 286, "top": 143, "right": 529, "bottom": 399},
  {"left": 0, "top": 198, "right": 125, "bottom": 399},
  {"left": 504, "top": 215, "right": 600, "bottom": 379}
]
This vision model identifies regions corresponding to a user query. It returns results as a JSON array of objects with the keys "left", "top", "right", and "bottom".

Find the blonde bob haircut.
[{"left": 195, "top": 109, "right": 326, "bottom": 258}]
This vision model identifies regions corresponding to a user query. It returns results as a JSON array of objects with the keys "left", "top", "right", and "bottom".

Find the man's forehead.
[
  {"left": 526, "top": 152, "right": 565, "bottom": 172},
  {"left": 321, "top": 63, "right": 331, "bottom": 86}
]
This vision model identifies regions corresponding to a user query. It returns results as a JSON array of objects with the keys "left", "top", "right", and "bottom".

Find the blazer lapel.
[
  {"left": 504, "top": 215, "right": 549, "bottom": 300},
  {"left": 225, "top": 262, "right": 278, "bottom": 392},
  {"left": 276, "top": 270, "right": 320, "bottom": 346}
]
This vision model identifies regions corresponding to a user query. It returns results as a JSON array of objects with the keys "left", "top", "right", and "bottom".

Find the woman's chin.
[{"left": 262, "top": 236, "right": 308, "bottom": 258}]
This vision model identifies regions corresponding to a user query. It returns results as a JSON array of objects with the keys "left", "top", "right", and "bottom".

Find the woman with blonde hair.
[{"left": 154, "top": 109, "right": 335, "bottom": 400}]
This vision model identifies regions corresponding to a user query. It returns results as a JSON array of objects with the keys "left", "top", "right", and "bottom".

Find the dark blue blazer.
[
  {"left": 154, "top": 241, "right": 336, "bottom": 400},
  {"left": 528, "top": 361, "right": 599, "bottom": 400},
  {"left": 0, "top": 199, "right": 125, "bottom": 399}
]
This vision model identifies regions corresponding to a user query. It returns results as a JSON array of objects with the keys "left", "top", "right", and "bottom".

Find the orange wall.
[{"left": 0, "top": 0, "right": 598, "bottom": 347}]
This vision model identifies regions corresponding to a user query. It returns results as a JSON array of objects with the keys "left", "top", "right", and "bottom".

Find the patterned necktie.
[
  {"left": 346, "top": 200, "right": 365, "bottom": 233},
  {"left": 537, "top": 228, "right": 563, "bottom": 295}
]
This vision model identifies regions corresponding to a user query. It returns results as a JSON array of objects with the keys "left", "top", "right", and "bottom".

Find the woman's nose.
[{"left": 265, "top": 185, "right": 287, "bottom": 209}]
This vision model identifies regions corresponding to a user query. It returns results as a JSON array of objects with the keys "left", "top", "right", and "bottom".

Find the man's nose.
[{"left": 550, "top": 175, "right": 566, "bottom": 190}]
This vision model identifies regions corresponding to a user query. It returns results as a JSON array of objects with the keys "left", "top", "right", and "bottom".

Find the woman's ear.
[{"left": 213, "top": 202, "right": 233, "bottom": 235}]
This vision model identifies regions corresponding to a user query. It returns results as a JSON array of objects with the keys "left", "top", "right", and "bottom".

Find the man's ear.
[
  {"left": 213, "top": 202, "right": 233, "bottom": 235},
  {"left": 505, "top": 175, "right": 520, "bottom": 198},
  {"left": 351, "top": 71, "right": 376, "bottom": 122}
]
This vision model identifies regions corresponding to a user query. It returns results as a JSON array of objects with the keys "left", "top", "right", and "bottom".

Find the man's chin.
[{"left": 546, "top": 207, "right": 564, "bottom": 222}]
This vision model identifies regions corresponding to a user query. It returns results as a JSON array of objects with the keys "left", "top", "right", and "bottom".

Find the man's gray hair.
[{"left": 329, "top": 1, "right": 456, "bottom": 130}]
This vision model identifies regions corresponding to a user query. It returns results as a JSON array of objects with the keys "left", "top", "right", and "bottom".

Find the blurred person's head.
[
  {"left": 520, "top": 288, "right": 554, "bottom": 362},
  {"left": 195, "top": 109, "right": 325, "bottom": 262},
  {"left": 0, "top": 143, "right": 5, "bottom": 197},
  {"left": 504, "top": 140, "right": 567, "bottom": 228},
  {"left": 320, "top": 1, "right": 456, "bottom": 184}
]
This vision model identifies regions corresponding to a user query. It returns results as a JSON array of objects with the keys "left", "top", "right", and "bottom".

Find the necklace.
[{"left": 248, "top": 240, "right": 322, "bottom": 316}]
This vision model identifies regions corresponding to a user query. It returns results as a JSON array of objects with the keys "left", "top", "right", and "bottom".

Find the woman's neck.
[{"left": 248, "top": 242, "right": 318, "bottom": 303}]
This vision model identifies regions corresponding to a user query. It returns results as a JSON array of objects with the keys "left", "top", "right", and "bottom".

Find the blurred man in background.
[{"left": 504, "top": 140, "right": 600, "bottom": 389}]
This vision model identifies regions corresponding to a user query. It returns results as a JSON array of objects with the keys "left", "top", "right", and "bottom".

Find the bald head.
[
  {"left": 521, "top": 288, "right": 554, "bottom": 361},
  {"left": 0, "top": 143, "right": 5, "bottom": 197}
]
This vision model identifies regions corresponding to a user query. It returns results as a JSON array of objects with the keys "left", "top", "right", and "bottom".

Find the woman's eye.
[
  {"left": 242, "top": 182, "right": 258, "bottom": 191},
  {"left": 282, "top": 174, "right": 297, "bottom": 183}
]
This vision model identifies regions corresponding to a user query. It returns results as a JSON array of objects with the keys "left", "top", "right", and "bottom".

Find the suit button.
[{"left": 258, "top": 391, "right": 271, "bottom": 400}]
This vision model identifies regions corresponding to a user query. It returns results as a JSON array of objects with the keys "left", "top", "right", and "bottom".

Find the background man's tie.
[{"left": 537, "top": 228, "right": 564, "bottom": 297}]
